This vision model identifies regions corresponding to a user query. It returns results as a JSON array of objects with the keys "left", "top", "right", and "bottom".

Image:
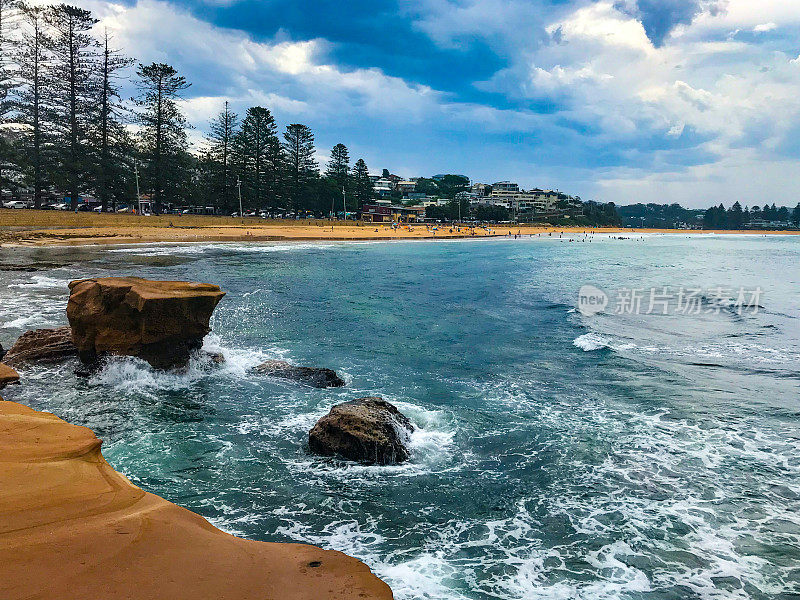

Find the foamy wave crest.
[
  {"left": 107, "top": 241, "right": 333, "bottom": 256},
  {"left": 2, "top": 314, "right": 52, "bottom": 329},
  {"left": 87, "top": 334, "right": 288, "bottom": 395},
  {"left": 8, "top": 275, "right": 71, "bottom": 290},
  {"left": 89, "top": 356, "right": 206, "bottom": 393},
  {"left": 200, "top": 333, "right": 285, "bottom": 377},
  {"left": 394, "top": 401, "right": 456, "bottom": 466},
  {"left": 107, "top": 243, "right": 217, "bottom": 255},
  {"left": 573, "top": 333, "right": 611, "bottom": 351}
]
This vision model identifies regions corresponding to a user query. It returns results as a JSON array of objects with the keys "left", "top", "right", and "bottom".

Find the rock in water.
[
  {"left": 0, "top": 363, "right": 19, "bottom": 389},
  {"left": 254, "top": 359, "right": 344, "bottom": 388},
  {"left": 66, "top": 277, "right": 225, "bottom": 370},
  {"left": 2, "top": 327, "right": 77, "bottom": 367},
  {"left": 309, "top": 397, "right": 414, "bottom": 464}
]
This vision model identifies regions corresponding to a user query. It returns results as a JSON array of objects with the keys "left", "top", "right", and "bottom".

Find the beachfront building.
[
  {"left": 489, "top": 182, "right": 521, "bottom": 210},
  {"left": 396, "top": 180, "right": 416, "bottom": 194},
  {"left": 361, "top": 203, "right": 425, "bottom": 223},
  {"left": 372, "top": 178, "right": 395, "bottom": 198},
  {"left": 419, "top": 198, "right": 449, "bottom": 208},
  {"left": 472, "top": 183, "right": 490, "bottom": 198},
  {"left": 487, "top": 183, "right": 569, "bottom": 213}
]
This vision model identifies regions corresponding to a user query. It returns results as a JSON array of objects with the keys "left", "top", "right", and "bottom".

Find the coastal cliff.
[{"left": 0, "top": 398, "right": 393, "bottom": 600}]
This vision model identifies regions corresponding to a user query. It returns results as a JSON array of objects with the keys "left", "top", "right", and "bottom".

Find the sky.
[{"left": 80, "top": 0, "right": 800, "bottom": 207}]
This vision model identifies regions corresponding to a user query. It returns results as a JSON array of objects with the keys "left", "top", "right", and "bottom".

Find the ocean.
[{"left": 1, "top": 233, "right": 799, "bottom": 599}]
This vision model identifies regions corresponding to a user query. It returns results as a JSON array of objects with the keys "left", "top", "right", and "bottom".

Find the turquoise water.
[{"left": 1, "top": 234, "right": 799, "bottom": 599}]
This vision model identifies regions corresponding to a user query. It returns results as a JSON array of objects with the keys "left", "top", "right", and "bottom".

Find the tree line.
[
  {"left": 0, "top": 2, "right": 374, "bottom": 214},
  {"left": 703, "top": 202, "right": 800, "bottom": 229}
]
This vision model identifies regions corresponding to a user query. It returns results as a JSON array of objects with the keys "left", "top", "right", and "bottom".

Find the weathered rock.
[
  {"left": 1, "top": 327, "right": 77, "bottom": 367},
  {"left": 309, "top": 397, "right": 414, "bottom": 465},
  {"left": 0, "top": 363, "right": 19, "bottom": 389},
  {"left": 204, "top": 351, "right": 226, "bottom": 365},
  {"left": 254, "top": 359, "right": 345, "bottom": 388},
  {"left": 0, "top": 399, "right": 393, "bottom": 600},
  {"left": 66, "top": 277, "right": 225, "bottom": 370},
  {"left": 0, "top": 262, "right": 67, "bottom": 272}
]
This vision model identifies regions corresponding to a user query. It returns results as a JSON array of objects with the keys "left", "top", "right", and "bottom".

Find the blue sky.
[{"left": 89, "top": 0, "right": 800, "bottom": 207}]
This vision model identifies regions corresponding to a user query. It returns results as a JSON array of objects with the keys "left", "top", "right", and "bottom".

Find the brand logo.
[{"left": 578, "top": 285, "right": 608, "bottom": 316}]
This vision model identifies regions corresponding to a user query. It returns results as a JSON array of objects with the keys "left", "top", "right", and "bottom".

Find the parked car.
[{"left": 3, "top": 200, "right": 28, "bottom": 209}]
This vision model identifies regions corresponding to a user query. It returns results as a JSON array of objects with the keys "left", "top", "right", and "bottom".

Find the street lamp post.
[
  {"left": 134, "top": 162, "right": 142, "bottom": 215},
  {"left": 237, "top": 176, "right": 243, "bottom": 223}
]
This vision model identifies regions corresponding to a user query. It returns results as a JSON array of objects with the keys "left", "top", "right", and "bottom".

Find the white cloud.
[
  {"left": 753, "top": 22, "right": 777, "bottom": 33},
  {"left": 97, "top": 0, "right": 441, "bottom": 129}
]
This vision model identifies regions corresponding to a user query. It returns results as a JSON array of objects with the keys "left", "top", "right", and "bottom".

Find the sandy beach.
[{"left": 1, "top": 209, "right": 797, "bottom": 247}]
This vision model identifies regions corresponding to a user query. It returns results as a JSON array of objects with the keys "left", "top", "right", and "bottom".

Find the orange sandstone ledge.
[{"left": 0, "top": 399, "right": 393, "bottom": 600}]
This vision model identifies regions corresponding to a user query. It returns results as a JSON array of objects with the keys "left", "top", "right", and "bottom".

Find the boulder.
[
  {"left": 254, "top": 359, "right": 344, "bottom": 388},
  {"left": 309, "top": 397, "right": 414, "bottom": 465},
  {"left": 66, "top": 277, "right": 225, "bottom": 370},
  {"left": 1, "top": 327, "right": 77, "bottom": 367},
  {"left": 0, "top": 363, "right": 19, "bottom": 389}
]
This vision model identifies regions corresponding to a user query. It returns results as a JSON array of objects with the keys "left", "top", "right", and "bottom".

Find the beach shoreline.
[{"left": 2, "top": 209, "right": 798, "bottom": 247}]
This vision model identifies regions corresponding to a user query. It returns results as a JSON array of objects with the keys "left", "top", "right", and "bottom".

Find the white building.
[
  {"left": 396, "top": 180, "right": 416, "bottom": 194},
  {"left": 373, "top": 178, "right": 395, "bottom": 197},
  {"left": 488, "top": 182, "right": 570, "bottom": 213}
]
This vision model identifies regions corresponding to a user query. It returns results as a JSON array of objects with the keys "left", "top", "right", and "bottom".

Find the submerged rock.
[
  {"left": 0, "top": 262, "right": 67, "bottom": 272},
  {"left": 204, "top": 351, "right": 226, "bottom": 365},
  {"left": 0, "top": 363, "right": 19, "bottom": 388},
  {"left": 66, "top": 277, "right": 225, "bottom": 370},
  {"left": 254, "top": 359, "right": 344, "bottom": 388},
  {"left": 2, "top": 327, "right": 77, "bottom": 367},
  {"left": 309, "top": 397, "right": 414, "bottom": 465}
]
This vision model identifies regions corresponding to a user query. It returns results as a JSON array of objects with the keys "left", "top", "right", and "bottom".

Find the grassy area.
[{"left": 0, "top": 209, "right": 346, "bottom": 229}]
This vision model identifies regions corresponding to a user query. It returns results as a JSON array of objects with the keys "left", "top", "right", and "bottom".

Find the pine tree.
[
  {"left": 728, "top": 201, "right": 743, "bottom": 229},
  {"left": 792, "top": 203, "right": 800, "bottom": 226},
  {"left": 94, "top": 28, "right": 133, "bottom": 211},
  {"left": 0, "top": 0, "right": 20, "bottom": 194},
  {"left": 46, "top": 4, "right": 100, "bottom": 210},
  {"left": 233, "top": 106, "right": 281, "bottom": 210},
  {"left": 0, "top": 0, "right": 18, "bottom": 119},
  {"left": 206, "top": 101, "right": 238, "bottom": 211},
  {"left": 14, "top": 3, "right": 54, "bottom": 207},
  {"left": 133, "top": 62, "right": 190, "bottom": 214},
  {"left": 352, "top": 158, "right": 372, "bottom": 207},
  {"left": 282, "top": 123, "right": 317, "bottom": 212},
  {"left": 326, "top": 143, "right": 350, "bottom": 190},
  {"left": 325, "top": 143, "right": 349, "bottom": 217}
]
